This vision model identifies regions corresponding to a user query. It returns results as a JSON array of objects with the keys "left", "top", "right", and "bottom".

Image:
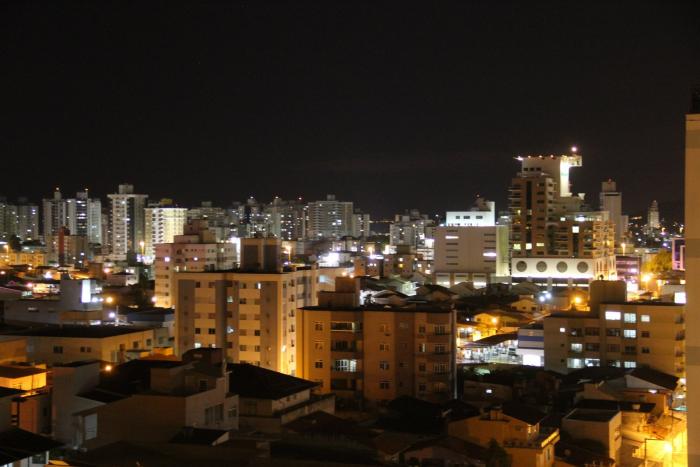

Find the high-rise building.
[
  {"left": 144, "top": 200, "right": 188, "bottom": 260},
  {"left": 42, "top": 188, "right": 66, "bottom": 241},
  {"left": 389, "top": 210, "right": 435, "bottom": 247},
  {"left": 65, "top": 191, "right": 102, "bottom": 245},
  {"left": 16, "top": 198, "right": 39, "bottom": 241},
  {"left": 107, "top": 184, "right": 148, "bottom": 261},
  {"left": 0, "top": 197, "right": 17, "bottom": 241},
  {"left": 171, "top": 237, "right": 319, "bottom": 375},
  {"left": 683, "top": 90, "right": 700, "bottom": 466},
  {"left": 264, "top": 197, "right": 306, "bottom": 240},
  {"left": 508, "top": 152, "right": 616, "bottom": 286},
  {"left": 154, "top": 219, "right": 236, "bottom": 308},
  {"left": 646, "top": 200, "right": 661, "bottom": 234},
  {"left": 306, "top": 195, "right": 356, "bottom": 239},
  {"left": 599, "top": 179, "right": 628, "bottom": 246}
]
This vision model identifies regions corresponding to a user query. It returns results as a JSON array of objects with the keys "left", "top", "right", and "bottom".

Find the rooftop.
[
  {"left": 628, "top": 367, "right": 679, "bottom": 391},
  {"left": 576, "top": 398, "right": 655, "bottom": 413},
  {"left": 0, "top": 365, "right": 46, "bottom": 379},
  {"left": 0, "top": 428, "right": 63, "bottom": 464},
  {"left": 227, "top": 363, "right": 317, "bottom": 399},
  {"left": 2, "top": 325, "right": 152, "bottom": 339},
  {"left": 501, "top": 402, "right": 546, "bottom": 425},
  {"left": 564, "top": 408, "right": 618, "bottom": 422}
]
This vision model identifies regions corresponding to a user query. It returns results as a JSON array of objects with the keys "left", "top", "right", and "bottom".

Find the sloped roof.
[
  {"left": 227, "top": 363, "right": 317, "bottom": 399},
  {"left": 0, "top": 428, "right": 63, "bottom": 464},
  {"left": 501, "top": 402, "right": 546, "bottom": 425},
  {"left": 576, "top": 398, "right": 655, "bottom": 413},
  {"left": 629, "top": 367, "right": 679, "bottom": 391}
]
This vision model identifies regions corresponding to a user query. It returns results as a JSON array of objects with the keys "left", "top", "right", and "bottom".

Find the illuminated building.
[
  {"left": 42, "top": 188, "right": 65, "bottom": 242},
  {"left": 445, "top": 197, "right": 496, "bottom": 227},
  {"left": 433, "top": 224, "right": 509, "bottom": 287},
  {"left": 66, "top": 191, "right": 102, "bottom": 244},
  {"left": 264, "top": 197, "right": 307, "bottom": 240},
  {"left": 107, "top": 183, "right": 148, "bottom": 261},
  {"left": 543, "top": 281, "right": 685, "bottom": 377},
  {"left": 599, "top": 179, "right": 628, "bottom": 247},
  {"left": 172, "top": 237, "right": 318, "bottom": 375},
  {"left": 684, "top": 90, "right": 700, "bottom": 466},
  {"left": 672, "top": 237, "right": 685, "bottom": 271},
  {"left": 306, "top": 194, "right": 357, "bottom": 239},
  {"left": 144, "top": 200, "right": 188, "bottom": 259},
  {"left": 153, "top": 219, "right": 236, "bottom": 308},
  {"left": 296, "top": 277, "right": 455, "bottom": 406},
  {"left": 389, "top": 209, "right": 435, "bottom": 247},
  {"left": 509, "top": 151, "right": 616, "bottom": 286}
]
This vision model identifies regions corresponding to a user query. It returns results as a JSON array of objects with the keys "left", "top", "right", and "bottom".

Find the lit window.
[
  {"left": 624, "top": 313, "right": 636, "bottom": 323},
  {"left": 570, "top": 343, "right": 583, "bottom": 353},
  {"left": 623, "top": 329, "right": 637, "bottom": 339},
  {"left": 605, "top": 311, "right": 621, "bottom": 321},
  {"left": 559, "top": 327, "right": 566, "bottom": 333},
  {"left": 624, "top": 361, "right": 637, "bottom": 368},
  {"left": 641, "top": 315, "right": 650, "bottom": 323}
]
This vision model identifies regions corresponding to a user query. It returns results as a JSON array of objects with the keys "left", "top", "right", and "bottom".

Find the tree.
[
  {"left": 8, "top": 235, "right": 21, "bottom": 252},
  {"left": 485, "top": 439, "right": 511, "bottom": 467},
  {"left": 642, "top": 249, "right": 672, "bottom": 274}
]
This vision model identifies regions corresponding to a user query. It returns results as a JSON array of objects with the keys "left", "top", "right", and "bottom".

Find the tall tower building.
[
  {"left": 16, "top": 198, "right": 39, "bottom": 241},
  {"left": 509, "top": 151, "right": 615, "bottom": 286},
  {"left": 66, "top": 191, "right": 102, "bottom": 244},
  {"left": 42, "top": 188, "right": 66, "bottom": 241},
  {"left": 306, "top": 194, "right": 356, "bottom": 239},
  {"left": 144, "top": 199, "right": 188, "bottom": 259},
  {"left": 0, "top": 198, "right": 18, "bottom": 241},
  {"left": 684, "top": 90, "right": 700, "bottom": 466},
  {"left": 599, "top": 180, "right": 627, "bottom": 246},
  {"left": 648, "top": 200, "right": 660, "bottom": 230},
  {"left": 107, "top": 184, "right": 148, "bottom": 261}
]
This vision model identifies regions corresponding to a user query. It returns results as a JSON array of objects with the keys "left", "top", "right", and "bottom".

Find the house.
[
  {"left": 561, "top": 408, "right": 622, "bottom": 464},
  {"left": 66, "top": 348, "right": 238, "bottom": 450},
  {"left": 228, "top": 363, "right": 335, "bottom": 433},
  {"left": 448, "top": 402, "right": 559, "bottom": 467}
]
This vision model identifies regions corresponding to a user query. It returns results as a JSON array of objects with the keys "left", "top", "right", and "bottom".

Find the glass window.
[
  {"left": 584, "top": 358, "right": 600, "bottom": 367},
  {"left": 567, "top": 358, "right": 583, "bottom": 369},
  {"left": 624, "top": 361, "right": 637, "bottom": 368},
  {"left": 570, "top": 343, "right": 583, "bottom": 353},
  {"left": 605, "top": 311, "right": 621, "bottom": 321},
  {"left": 623, "top": 329, "right": 637, "bottom": 339},
  {"left": 641, "top": 315, "right": 651, "bottom": 322},
  {"left": 623, "top": 313, "right": 636, "bottom": 323}
]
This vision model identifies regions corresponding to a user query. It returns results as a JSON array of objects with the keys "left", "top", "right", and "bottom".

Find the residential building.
[
  {"left": 306, "top": 194, "right": 356, "bottom": 239},
  {"left": 0, "top": 336, "right": 27, "bottom": 364},
  {"left": 0, "top": 326, "right": 156, "bottom": 365},
  {"left": 684, "top": 90, "right": 700, "bottom": 465},
  {"left": 16, "top": 198, "right": 39, "bottom": 241},
  {"left": 516, "top": 323, "right": 544, "bottom": 367},
  {"left": 647, "top": 200, "right": 660, "bottom": 232},
  {"left": 265, "top": 197, "right": 306, "bottom": 240},
  {"left": 42, "top": 188, "right": 66, "bottom": 242},
  {"left": 433, "top": 225, "right": 509, "bottom": 287},
  {"left": 672, "top": 237, "right": 685, "bottom": 271},
  {"left": 509, "top": 152, "right": 616, "bottom": 286},
  {"left": 66, "top": 348, "right": 238, "bottom": 450},
  {"left": 297, "top": 277, "right": 456, "bottom": 406},
  {"left": 445, "top": 197, "right": 496, "bottom": 227},
  {"left": 543, "top": 281, "right": 685, "bottom": 377},
  {"left": 228, "top": 363, "right": 334, "bottom": 433},
  {"left": 66, "top": 191, "right": 102, "bottom": 245},
  {"left": 107, "top": 183, "right": 148, "bottom": 260},
  {"left": 172, "top": 237, "right": 318, "bottom": 375},
  {"left": 0, "top": 197, "right": 17, "bottom": 241},
  {"left": 144, "top": 200, "right": 188, "bottom": 260},
  {"left": 45, "top": 227, "right": 90, "bottom": 266},
  {"left": 599, "top": 179, "right": 628, "bottom": 247},
  {"left": 561, "top": 408, "right": 621, "bottom": 464},
  {"left": 154, "top": 219, "right": 236, "bottom": 308},
  {"left": 448, "top": 402, "right": 559, "bottom": 467},
  {"left": 389, "top": 210, "right": 435, "bottom": 248}
]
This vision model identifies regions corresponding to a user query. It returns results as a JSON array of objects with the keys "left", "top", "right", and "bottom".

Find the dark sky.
[{"left": 1, "top": 1, "right": 699, "bottom": 220}]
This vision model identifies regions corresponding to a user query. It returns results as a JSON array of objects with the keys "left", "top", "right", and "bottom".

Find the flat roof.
[
  {"left": 302, "top": 304, "right": 453, "bottom": 314},
  {"left": 2, "top": 325, "right": 152, "bottom": 339},
  {"left": 0, "top": 365, "right": 46, "bottom": 378}
]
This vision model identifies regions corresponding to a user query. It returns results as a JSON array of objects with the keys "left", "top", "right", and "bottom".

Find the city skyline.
[{"left": 2, "top": 2, "right": 699, "bottom": 219}]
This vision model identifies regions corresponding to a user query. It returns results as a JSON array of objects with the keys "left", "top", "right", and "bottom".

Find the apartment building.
[
  {"left": 509, "top": 153, "right": 616, "bottom": 286},
  {"left": 154, "top": 219, "right": 236, "bottom": 308},
  {"left": 544, "top": 282, "right": 685, "bottom": 377},
  {"left": 107, "top": 183, "right": 147, "bottom": 260},
  {"left": 296, "top": 277, "right": 455, "bottom": 406},
  {"left": 172, "top": 237, "right": 318, "bottom": 375},
  {"left": 144, "top": 200, "right": 188, "bottom": 259}
]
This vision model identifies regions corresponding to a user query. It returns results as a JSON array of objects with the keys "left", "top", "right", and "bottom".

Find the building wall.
[
  {"left": 23, "top": 329, "right": 155, "bottom": 365},
  {"left": 296, "top": 307, "right": 454, "bottom": 405},
  {"left": 544, "top": 303, "right": 684, "bottom": 376},
  {"left": 685, "top": 108, "right": 700, "bottom": 466},
  {"left": 0, "top": 336, "right": 27, "bottom": 364},
  {"left": 173, "top": 269, "right": 318, "bottom": 375},
  {"left": 561, "top": 411, "right": 621, "bottom": 463}
]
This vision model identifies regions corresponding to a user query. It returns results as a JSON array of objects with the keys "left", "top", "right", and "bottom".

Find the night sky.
[{"left": 2, "top": 1, "right": 699, "bottom": 220}]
